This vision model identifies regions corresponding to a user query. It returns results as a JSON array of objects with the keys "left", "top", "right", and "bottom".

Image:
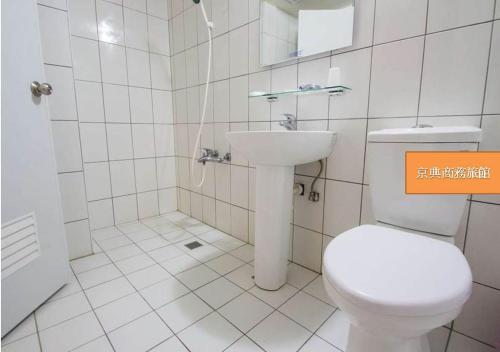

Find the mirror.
[{"left": 260, "top": 0, "right": 354, "bottom": 66}]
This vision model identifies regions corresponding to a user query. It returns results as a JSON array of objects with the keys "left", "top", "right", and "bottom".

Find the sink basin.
[
  {"left": 225, "top": 130, "right": 336, "bottom": 290},
  {"left": 225, "top": 131, "right": 336, "bottom": 166}
]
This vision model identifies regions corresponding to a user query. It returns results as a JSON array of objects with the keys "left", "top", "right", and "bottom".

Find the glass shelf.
[{"left": 249, "top": 85, "right": 351, "bottom": 102}]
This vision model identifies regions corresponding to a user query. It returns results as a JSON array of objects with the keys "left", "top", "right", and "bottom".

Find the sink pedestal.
[
  {"left": 225, "top": 130, "right": 336, "bottom": 291},
  {"left": 254, "top": 165, "right": 294, "bottom": 290}
]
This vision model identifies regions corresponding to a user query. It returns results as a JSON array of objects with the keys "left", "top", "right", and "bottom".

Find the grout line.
[
  {"left": 37, "top": 2, "right": 67, "bottom": 12},
  {"left": 296, "top": 308, "right": 339, "bottom": 351},
  {"left": 86, "top": 0, "right": 120, "bottom": 231},
  {"left": 77, "top": 120, "right": 175, "bottom": 125},
  {"left": 461, "top": 200, "right": 474, "bottom": 256},
  {"left": 172, "top": 16, "right": 499, "bottom": 59},
  {"left": 358, "top": 0, "right": 378, "bottom": 229},
  {"left": 479, "top": 13, "right": 497, "bottom": 128},
  {"left": 100, "top": 0, "right": 169, "bottom": 22},
  {"left": 70, "top": 32, "right": 172, "bottom": 58},
  {"left": 448, "top": 330, "right": 498, "bottom": 349},
  {"left": 473, "top": 280, "right": 500, "bottom": 292},
  {"left": 120, "top": 3, "right": 141, "bottom": 225},
  {"left": 32, "top": 313, "right": 44, "bottom": 352},
  {"left": 73, "top": 77, "right": 173, "bottom": 92},
  {"left": 68, "top": 266, "right": 118, "bottom": 352},
  {"left": 444, "top": 322, "right": 453, "bottom": 352},
  {"left": 415, "top": 0, "right": 430, "bottom": 125}
]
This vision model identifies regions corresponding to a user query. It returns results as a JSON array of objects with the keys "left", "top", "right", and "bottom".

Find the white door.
[{"left": 1, "top": 0, "right": 70, "bottom": 336}]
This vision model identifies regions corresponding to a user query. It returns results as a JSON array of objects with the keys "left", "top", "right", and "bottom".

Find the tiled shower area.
[{"left": 36, "top": 0, "right": 177, "bottom": 260}]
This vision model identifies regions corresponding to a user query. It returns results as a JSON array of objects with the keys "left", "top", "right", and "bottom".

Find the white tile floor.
[{"left": 0, "top": 212, "right": 476, "bottom": 352}]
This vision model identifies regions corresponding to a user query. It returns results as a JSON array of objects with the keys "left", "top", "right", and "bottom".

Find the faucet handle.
[
  {"left": 201, "top": 148, "right": 219, "bottom": 158},
  {"left": 281, "top": 113, "right": 296, "bottom": 121},
  {"left": 279, "top": 113, "right": 297, "bottom": 131}
]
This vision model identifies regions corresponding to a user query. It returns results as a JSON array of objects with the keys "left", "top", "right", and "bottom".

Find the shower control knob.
[{"left": 31, "top": 81, "right": 52, "bottom": 97}]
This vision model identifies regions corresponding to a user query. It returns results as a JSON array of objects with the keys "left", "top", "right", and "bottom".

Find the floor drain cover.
[{"left": 184, "top": 241, "right": 203, "bottom": 250}]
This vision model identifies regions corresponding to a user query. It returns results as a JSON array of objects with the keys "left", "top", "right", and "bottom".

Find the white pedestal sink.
[{"left": 225, "top": 131, "right": 336, "bottom": 290}]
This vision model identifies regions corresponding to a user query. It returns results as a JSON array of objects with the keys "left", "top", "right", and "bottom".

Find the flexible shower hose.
[{"left": 190, "top": 0, "right": 213, "bottom": 188}]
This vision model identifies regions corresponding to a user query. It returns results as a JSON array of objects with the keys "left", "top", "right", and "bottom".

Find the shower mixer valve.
[{"left": 198, "top": 148, "right": 231, "bottom": 165}]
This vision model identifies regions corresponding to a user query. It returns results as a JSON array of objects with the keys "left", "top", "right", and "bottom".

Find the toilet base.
[{"left": 347, "top": 324, "right": 430, "bottom": 352}]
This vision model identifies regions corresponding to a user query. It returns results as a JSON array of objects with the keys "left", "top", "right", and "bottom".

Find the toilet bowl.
[
  {"left": 322, "top": 126, "right": 481, "bottom": 352},
  {"left": 323, "top": 225, "right": 472, "bottom": 352}
]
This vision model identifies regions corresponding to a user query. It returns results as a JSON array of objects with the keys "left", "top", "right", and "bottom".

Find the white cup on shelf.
[{"left": 328, "top": 67, "right": 342, "bottom": 86}]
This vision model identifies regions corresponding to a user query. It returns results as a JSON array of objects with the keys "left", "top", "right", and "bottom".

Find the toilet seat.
[{"left": 323, "top": 225, "right": 472, "bottom": 317}]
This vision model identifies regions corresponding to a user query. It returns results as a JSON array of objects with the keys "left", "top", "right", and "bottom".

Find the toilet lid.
[{"left": 323, "top": 225, "right": 472, "bottom": 316}]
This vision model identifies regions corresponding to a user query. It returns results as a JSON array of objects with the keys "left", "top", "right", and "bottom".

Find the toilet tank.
[{"left": 367, "top": 126, "right": 482, "bottom": 237}]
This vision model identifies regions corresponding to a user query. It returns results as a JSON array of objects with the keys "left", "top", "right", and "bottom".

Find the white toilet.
[{"left": 322, "top": 126, "right": 482, "bottom": 352}]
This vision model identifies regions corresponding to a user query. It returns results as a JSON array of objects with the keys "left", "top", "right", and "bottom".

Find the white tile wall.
[
  {"left": 292, "top": 226, "right": 322, "bottom": 272},
  {"left": 323, "top": 180, "right": 362, "bottom": 237},
  {"left": 100, "top": 43, "right": 128, "bottom": 85},
  {"left": 96, "top": 0, "right": 125, "bottom": 45},
  {"left": 419, "top": 23, "right": 491, "bottom": 116},
  {"left": 484, "top": 21, "right": 500, "bottom": 115},
  {"left": 427, "top": 0, "right": 495, "bottom": 33},
  {"left": 84, "top": 163, "right": 112, "bottom": 201},
  {"left": 151, "top": 54, "right": 172, "bottom": 89},
  {"left": 132, "top": 124, "right": 155, "bottom": 158},
  {"left": 59, "top": 173, "right": 88, "bottom": 223},
  {"left": 124, "top": 8, "right": 148, "bottom": 51},
  {"left": 229, "top": 25, "right": 249, "bottom": 78},
  {"left": 68, "top": 0, "right": 98, "bottom": 40},
  {"left": 171, "top": 1, "right": 500, "bottom": 348},
  {"left": 103, "top": 84, "right": 131, "bottom": 122},
  {"left": 38, "top": 0, "right": 94, "bottom": 258},
  {"left": 134, "top": 158, "right": 158, "bottom": 192},
  {"left": 326, "top": 119, "right": 366, "bottom": 183},
  {"left": 148, "top": 0, "right": 168, "bottom": 19},
  {"left": 51, "top": 121, "right": 83, "bottom": 173},
  {"left": 71, "top": 37, "right": 102, "bottom": 81},
  {"left": 464, "top": 202, "right": 500, "bottom": 289},
  {"left": 38, "top": 5, "right": 72, "bottom": 66},
  {"left": 88, "top": 199, "right": 115, "bottom": 229},
  {"left": 369, "top": 37, "right": 424, "bottom": 117},
  {"left": 373, "top": 0, "right": 427, "bottom": 44},
  {"left": 75, "top": 81, "right": 105, "bottom": 122},
  {"left": 106, "top": 124, "right": 134, "bottom": 160},
  {"left": 110, "top": 160, "right": 136, "bottom": 196},
  {"left": 228, "top": 0, "right": 248, "bottom": 30},
  {"left": 80, "top": 123, "right": 109, "bottom": 162},
  {"left": 329, "top": 48, "right": 371, "bottom": 119},
  {"left": 114, "top": 195, "right": 139, "bottom": 224},
  {"left": 64, "top": 220, "right": 92, "bottom": 259},
  {"left": 39, "top": 0, "right": 66, "bottom": 10},
  {"left": 37, "top": 0, "right": 175, "bottom": 259},
  {"left": 44, "top": 65, "right": 78, "bottom": 121}
]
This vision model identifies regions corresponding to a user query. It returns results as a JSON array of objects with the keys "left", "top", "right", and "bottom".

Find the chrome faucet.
[
  {"left": 198, "top": 148, "right": 231, "bottom": 165},
  {"left": 279, "top": 113, "right": 297, "bottom": 131}
]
